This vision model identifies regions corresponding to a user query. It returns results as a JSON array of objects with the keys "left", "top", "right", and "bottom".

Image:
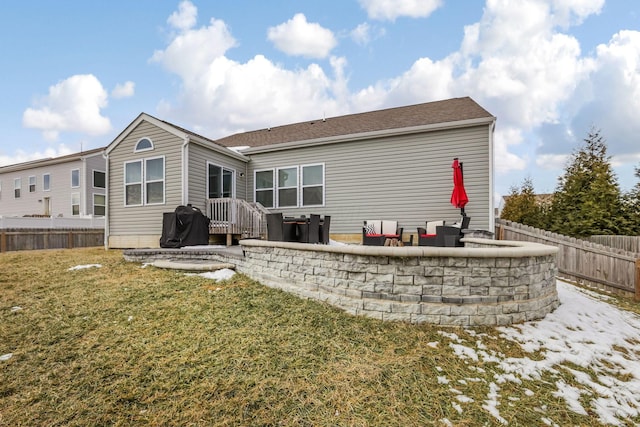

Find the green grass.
[{"left": 1, "top": 248, "right": 639, "bottom": 426}]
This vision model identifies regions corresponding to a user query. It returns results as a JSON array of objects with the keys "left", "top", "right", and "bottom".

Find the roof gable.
[
  {"left": 215, "top": 97, "right": 494, "bottom": 149},
  {"left": 106, "top": 113, "right": 248, "bottom": 162}
]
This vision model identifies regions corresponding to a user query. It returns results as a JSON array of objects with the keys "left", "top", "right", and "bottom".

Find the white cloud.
[
  {"left": 536, "top": 153, "right": 569, "bottom": 170},
  {"left": 0, "top": 145, "right": 75, "bottom": 167},
  {"left": 350, "top": 22, "right": 371, "bottom": 45},
  {"left": 358, "top": 0, "right": 442, "bottom": 21},
  {"left": 167, "top": 0, "right": 197, "bottom": 31},
  {"left": 267, "top": 13, "right": 337, "bottom": 59},
  {"left": 22, "top": 74, "right": 111, "bottom": 141},
  {"left": 111, "top": 81, "right": 135, "bottom": 99}
]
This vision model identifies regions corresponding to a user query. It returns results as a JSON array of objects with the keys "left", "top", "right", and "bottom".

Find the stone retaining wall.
[{"left": 237, "top": 238, "right": 560, "bottom": 326}]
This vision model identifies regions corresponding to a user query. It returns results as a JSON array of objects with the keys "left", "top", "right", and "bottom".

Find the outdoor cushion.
[
  {"left": 381, "top": 220, "right": 398, "bottom": 235},
  {"left": 420, "top": 233, "right": 437, "bottom": 238},
  {"left": 426, "top": 220, "right": 444, "bottom": 235},
  {"left": 365, "top": 220, "right": 382, "bottom": 235},
  {"left": 364, "top": 222, "right": 377, "bottom": 235}
]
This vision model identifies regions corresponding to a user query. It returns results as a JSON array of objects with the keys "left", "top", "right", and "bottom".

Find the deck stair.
[{"left": 206, "top": 198, "right": 269, "bottom": 245}]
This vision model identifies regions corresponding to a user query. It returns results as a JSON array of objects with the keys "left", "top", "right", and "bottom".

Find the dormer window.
[{"left": 135, "top": 137, "right": 154, "bottom": 152}]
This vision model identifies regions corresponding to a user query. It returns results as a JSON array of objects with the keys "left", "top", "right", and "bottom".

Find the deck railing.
[{"left": 205, "top": 198, "right": 268, "bottom": 239}]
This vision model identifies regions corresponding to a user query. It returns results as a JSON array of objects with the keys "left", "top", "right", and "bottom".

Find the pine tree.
[
  {"left": 622, "top": 165, "right": 640, "bottom": 234},
  {"left": 500, "top": 177, "right": 548, "bottom": 228},
  {"left": 548, "top": 127, "right": 625, "bottom": 238}
]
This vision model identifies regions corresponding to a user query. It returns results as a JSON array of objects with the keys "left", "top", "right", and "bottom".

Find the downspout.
[
  {"left": 103, "top": 151, "right": 109, "bottom": 250},
  {"left": 488, "top": 119, "right": 496, "bottom": 233},
  {"left": 182, "top": 135, "right": 190, "bottom": 206}
]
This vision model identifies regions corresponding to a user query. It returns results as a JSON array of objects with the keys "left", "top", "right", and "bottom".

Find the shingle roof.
[{"left": 215, "top": 97, "right": 494, "bottom": 148}]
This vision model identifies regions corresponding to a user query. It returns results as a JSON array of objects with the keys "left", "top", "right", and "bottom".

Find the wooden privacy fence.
[
  {"left": 496, "top": 219, "right": 640, "bottom": 300},
  {"left": 0, "top": 228, "right": 104, "bottom": 252},
  {"left": 590, "top": 235, "right": 640, "bottom": 254}
]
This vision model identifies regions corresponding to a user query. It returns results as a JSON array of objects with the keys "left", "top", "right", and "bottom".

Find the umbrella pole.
[{"left": 459, "top": 161, "right": 466, "bottom": 217}]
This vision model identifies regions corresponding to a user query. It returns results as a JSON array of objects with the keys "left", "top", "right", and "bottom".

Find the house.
[
  {"left": 105, "top": 96, "right": 496, "bottom": 248},
  {"left": 0, "top": 148, "right": 106, "bottom": 218}
]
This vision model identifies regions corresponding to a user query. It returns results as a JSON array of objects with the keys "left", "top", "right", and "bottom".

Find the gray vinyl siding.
[
  {"left": 186, "top": 144, "right": 248, "bottom": 211},
  {"left": 0, "top": 156, "right": 105, "bottom": 218},
  {"left": 247, "top": 125, "right": 492, "bottom": 234},
  {"left": 108, "top": 121, "right": 184, "bottom": 236}
]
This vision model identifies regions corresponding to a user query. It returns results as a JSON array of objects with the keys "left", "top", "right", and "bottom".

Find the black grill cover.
[{"left": 160, "top": 205, "right": 210, "bottom": 248}]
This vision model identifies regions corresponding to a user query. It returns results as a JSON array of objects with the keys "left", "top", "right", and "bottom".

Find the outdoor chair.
[
  {"left": 362, "top": 220, "right": 403, "bottom": 246},
  {"left": 297, "top": 214, "right": 321, "bottom": 243},
  {"left": 266, "top": 213, "right": 284, "bottom": 241},
  {"left": 319, "top": 215, "right": 331, "bottom": 244},
  {"left": 437, "top": 215, "right": 471, "bottom": 247},
  {"left": 417, "top": 220, "right": 445, "bottom": 246}
]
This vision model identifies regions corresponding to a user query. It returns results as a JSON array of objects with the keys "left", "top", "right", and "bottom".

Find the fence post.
[
  {"left": 635, "top": 259, "right": 640, "bottom": 301},
  {"left": 0, "top": 231, "right": 5, "bottom": 252}
]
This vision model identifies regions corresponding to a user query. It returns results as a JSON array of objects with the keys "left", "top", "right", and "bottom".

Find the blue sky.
[{"left": 1, "top": 0, "right": 639, "bottom": 202}]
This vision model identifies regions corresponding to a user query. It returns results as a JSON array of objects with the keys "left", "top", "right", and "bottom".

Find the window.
[
  {"left": 29, "top": 176, "right": 36, "bottom": 193},
  {"left": 124, "top": 157, "right": 165, "bottom": 206},
  {"left": 125, "top": 161, "right": 142, "bottom": 206},
  {"left": 71, "top": 169, "right": 80, "bottom": 188},
  {"left": 301, "top": 164, "right": 324, "bottom": 206},
  {"left": 145, "top": 158, "right": 164, "bottom": 204},
  {"left": 71, "top": 193, "right": 80, "bottom": 216},
  {"left": 277, "top": 166, "right": 298, "bottom": 207},
  {"left": 14, "top": 178, "right": 21, "bottom": 198},
  {"left": 93, "top": 194, "right": 106, "bottom": 216},
  {"left": 208, "top": 163, "right": 234, "bottom": 198},
  {"left": 93, "top": 170, "right": 105, "bottom": 188},
  {"left": 135, "top": 137, "right": 153, "bottom": 152},
  {"left": 43, "top": 173, "right": 50, "bottom": 191},
  {"left": 255, "top": 170, "right": 274, "bottom": 208},
  {"left": 254, "top": 164, "right": 326, "bottom": 208}
]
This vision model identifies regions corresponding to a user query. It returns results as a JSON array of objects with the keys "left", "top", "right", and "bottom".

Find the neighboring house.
[
  {"left": 106, "top": 96, "right": 496, "bottom": 248},
  {"left": 0, "top": 148, "right": 106, "bottom": 218}
]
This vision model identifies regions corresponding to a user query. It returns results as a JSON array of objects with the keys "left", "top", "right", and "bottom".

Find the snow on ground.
[
  {"left": 67, "top": 264, "right": 102, "bottom": 271},
  {"left": 188, "top": 268, "right": 236, "bottom": 282},
  {"left": 437, "top": 280, "right": 640, "bottom": 426}
]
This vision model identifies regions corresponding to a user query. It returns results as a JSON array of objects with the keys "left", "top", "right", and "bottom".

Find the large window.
[
  {"left": 93, "top": 194, "right": 106, "bottom": 216},
  {"left": 71, "top": 169, "right": 80, "bottom": 188},
  {"left": 277, "top": 166, "right": 298, "bottom": 207},
  {"left": 301, "top": 164, "right": 324, "bottom": 206},
  {"left": 14, "top": 178, "right": 21, "bottom": 198},
  {"left": 29, "top": 176, "right": 36, "bottom": 193},
  {"left": 43, "top": 173, "right": 50, "bottom": 191},
  {"left": 207, "top": 163, "right": 234, "bottom": 198},
  {"left": 71, "top": 193, "right": 80, "bottom": 216},
  {"left": 124, "top": 157, "right": 165, "bottom": 206},
  {"left": 254, "top": 163, "right": 325, "bottom": 208},
  {"left": 93, "top": 170, "right": 105, "bottom": 189},
  {"left": 255, "top": 170, "right": 274, "bottom": 208}
]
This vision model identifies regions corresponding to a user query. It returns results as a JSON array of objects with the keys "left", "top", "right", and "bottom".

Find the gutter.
[
  {"left": 182, "top": 135, "right": 190, "bottom": 205},
  {"left": 103, "top": 151, "right": 109, "bottom": 249}
]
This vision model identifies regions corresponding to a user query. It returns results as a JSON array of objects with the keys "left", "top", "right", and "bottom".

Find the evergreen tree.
[
  {"left": 548, "top": 127, "right": 625, "bottom": 238},
  {"left": 500, "top": 177, "right": 548, "bottom": 228},
  {"left": 622, "top": 165, "right": 640, "bottom": 234}
]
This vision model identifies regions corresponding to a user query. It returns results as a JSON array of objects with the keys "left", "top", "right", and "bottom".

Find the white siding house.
[{"left": 0, "top": 148, "right": 106, "bottom": 219}]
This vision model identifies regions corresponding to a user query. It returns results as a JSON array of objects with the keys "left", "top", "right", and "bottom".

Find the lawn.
[{"left": 1, "top": 247, "right": 639, "bottom": 426}]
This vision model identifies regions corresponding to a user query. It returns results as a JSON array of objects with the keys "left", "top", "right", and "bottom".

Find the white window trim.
[
  {"left": 93, "top": 170, "right": 106, "bottom": 189},
  {"left": 93, "top": 193, "right": 106, "bottom": 217},
  {"left": 71, "top": 169, "right": 80, "bottom": 188},
  {"left": 206, "top": 161, "right": 236, "bottom": 199},
  {"left": 123, "top": 156, "right": 165, "bottom": 207},
  {"left": 144, "top": 156, "right": 165, "bottom": 205},
  {"left": 276, "top": 165, "right": 299, "bottom": 208},
  {"left": 300, "top": 163, "right": 325, "bottom": 207},
  {"left": 43, "top": 173, "right": 51, "bottom": 192},
  {"left": 71, "top": 192, "right": 81, "bottom": 216},
  {"left": 134, "top": 137, "right": 154, "bottom": 153},
  {"left": 254, "top": 168, "right": 275, "bottom": 209},
  {"left": 28, "top": 175, "right": 36, "bottom": 193}
]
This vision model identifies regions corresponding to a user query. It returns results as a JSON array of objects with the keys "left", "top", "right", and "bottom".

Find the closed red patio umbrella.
[{"left": 450, "top": 158, "right": 468, "bottom": 215}]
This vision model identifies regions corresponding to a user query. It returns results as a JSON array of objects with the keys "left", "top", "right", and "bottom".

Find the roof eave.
[{"left": 241, "top": 116, "right": 496, "bottom": 154}]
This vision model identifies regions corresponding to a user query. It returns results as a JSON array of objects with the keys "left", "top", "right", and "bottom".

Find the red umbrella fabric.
[{"left": 450, "top": 158, "right": 468, "bottom": 212}]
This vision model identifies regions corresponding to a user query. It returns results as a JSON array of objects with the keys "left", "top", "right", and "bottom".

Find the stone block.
[
  {"left": 393, "top": 284, "right": 422, "bottom": 295},
  {"left": 391, "top": 302, "right": 422, "bottom": 314},
  {"left": 363, "top": 299, "right": 392, "bottom": 313},
  {"left": 415, "top": 275, "right": 443, "bottom": 286},
  {"left": 410, "top": 314, "right": 442, "bottom": 324},
  {"left": 394, "top": 275, "right": 415, "bottom": 286}
]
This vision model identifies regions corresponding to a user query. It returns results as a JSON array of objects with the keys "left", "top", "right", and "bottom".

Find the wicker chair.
[{"left": 362, "top": 220, "right": 403, "bottom": 246}]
